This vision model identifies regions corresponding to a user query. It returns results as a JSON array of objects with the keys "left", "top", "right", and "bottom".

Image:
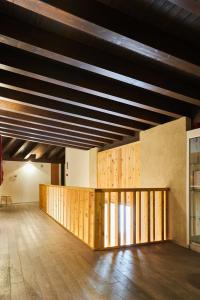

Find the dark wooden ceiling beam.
[
  {"left": 0, "top": 131, "right": 90, "bottom": 150},
  {"left": 169, "top": 0, "right": 200, "bottom": 15},
  {"left": 3, "top": 0, "right": 200, "bottom": 74},
  {"left": 20, "top": 141, "right": 38, "bottom": 159},
  {"left": 0, "top": 109, "right": 119, "bottom": 142},
  {"left": 56, "top": 149, "right": 65, "bottom": 160},
  {"left": 47, "top": 147, "right": 63, "bottom": 160},
  {"left": 9, "top": 139, "right": 26, "bottom": 158},
  {"left": 0, "top": 98, "right": 139, "bottom": 137},
  {"left": 12, "top": 140, "right": 29, "bottom": 158},
  {"left": 1, "top": 44, "right": 199, "bottom": 110},
  {"left": 0, "top": 116, "right": 106, "bottom": 146},
  {"left": 0, "top": 86, "right": 158, "bottom": 128},
  {"left": 0, "top": 123, "right": 101, "bottom": 148},
  {"left": 0, "top": 72, "right": 174, "bottom": 126},
  {"left": 2, "top": 137, "right": 17, "bottom": 154},
  {"left": 25, "top": 144, "right": 54, "bottom": 160},
  {"left": 1, "top": 15, "right": 200, "bottom": 105},
  {"left": 0, "top": 126, "right": 95, "bottom": 149}
]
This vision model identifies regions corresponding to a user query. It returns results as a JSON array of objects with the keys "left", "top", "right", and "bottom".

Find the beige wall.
[
  {"left": 0, "top": 161, "right": 51, "bottom": 203},
  {"left": 140, "top": 117, "right": 189, "bottom": 247}
]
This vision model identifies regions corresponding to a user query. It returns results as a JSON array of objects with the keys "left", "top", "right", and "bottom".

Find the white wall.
[
  {"left": 65, "top": 147, "right": 98, "bottom": 188},
  {"left": 0, "top": 161, "right": 51, "bottom": 203},
  {"left": 65, "top": 148, "right": 90, "bottom": 187}
]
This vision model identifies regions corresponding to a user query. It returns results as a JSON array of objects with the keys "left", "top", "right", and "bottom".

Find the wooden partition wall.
[
  {"left": 97, "top": 142, "right": 140, "bottom": 188},
  {"left": 40, "top": 185, "right": 169, "bottom": 250}
]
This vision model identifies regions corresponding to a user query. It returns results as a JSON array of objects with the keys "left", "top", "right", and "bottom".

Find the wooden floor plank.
[{"left": 0, "top": 203, "right": 200, "bottom": 300}]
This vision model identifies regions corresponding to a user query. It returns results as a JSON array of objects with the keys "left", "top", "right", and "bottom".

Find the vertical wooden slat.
[
  {"left": 94, "top": 191, "right": 105, "bottom": 250},
  {"left": 123, "top": 192, "right": 126, "bottom": 245},
  {"left": 138, "top": 191, "right": 141, "bottom": 243},
  {"left": 118, "top": 191, "right": 121, "bottom": 246},
  {"left": 129, "top": 192, "right": 134, "bottom": 245},
  {"left": 107, "top": 192, "right": 111, "bottom": 247},
  {"left": 132, "top": 191, "right": 136, "bottom": 244},
  {"left": 165, "top": 190, "right": 168, "bottom": 240},
  {"left": 161, "top": 191, "right": 165, "bottom": 241},
  {"left": 147, "top": 191, "right": 151, "bottom": 243},
  {"left": 115, "top": 192, "right": 119, "bottom": 247},
  {"left": 152, "top": 191, "right": 155, "bottom": 242}
]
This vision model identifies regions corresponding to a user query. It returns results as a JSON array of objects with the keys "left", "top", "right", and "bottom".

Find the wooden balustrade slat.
[
  {"left": 107, "top": 192, "right": 111, "bottom": 247},
  {"left": 161, "top": 191, "right": 165, "bottom": 241},
  {"left": 138, "top": 191, "right": 141, "bottom": 243},
  {"left": 152, "top": 191, "right": 155, "bottom": 242},
  {"left": 118, "top": 191, "right": 121, "bottom": 247},
  {"left": 148, "top": 191, "right": 151, "bottom": 243},
  {"left": 123, "top": 192, "right": 127, "bottom": 245},
  {"left": 132, "top": 191, "right": 136, "bottom": 244}
]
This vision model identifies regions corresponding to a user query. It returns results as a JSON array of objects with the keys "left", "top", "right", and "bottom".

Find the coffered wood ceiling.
[{"left": 0, "top": 0, "right": 200, "bottom": 158}]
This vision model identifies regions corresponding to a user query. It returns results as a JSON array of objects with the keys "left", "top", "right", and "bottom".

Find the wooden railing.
[
  {"left": 39, "top": 185, "right": 95, "bottom": 248},
  {"left": 40, "top": 185, "right": 169, "bottom": 250},
  {"left": 95, "top": 188, "right": 169, "bottom": 249}
]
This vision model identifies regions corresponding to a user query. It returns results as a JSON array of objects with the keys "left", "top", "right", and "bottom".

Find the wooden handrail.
[{"left": 96, "top": 188, "right": 169, "bottom": 192}]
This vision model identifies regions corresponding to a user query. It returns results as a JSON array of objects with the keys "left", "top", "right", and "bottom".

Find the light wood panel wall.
[
  {"left": 40, "top": 184, "right": 95, "bottom": 248},
  {"left": 97, "top": 142, "right": 140, "bottom": 188}
]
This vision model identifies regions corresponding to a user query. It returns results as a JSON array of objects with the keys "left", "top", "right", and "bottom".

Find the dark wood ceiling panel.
[
  {"left": 0, "top": 0, "right": 200, "bottom": 152},
  {"left": 0, "top": 99, "right": 139, "bottom": 136},
  {"left": 0, "top": 110, "right": 119, "bottom": 142},
  {"left": 0, "top": 116, "right": 105, "bottom": 146},
  {"left": 0, "top": 86, "right": 155, "bottom": 129},
  {"left": 1, "top": 14, "right": 200, "bottom": 108},
  {"left": 0, "top": 124, "right": 100, "bottom": 148},
  {"left": 2, "top": 0, "right": 200, "bottom": 69},
  {"left": 0, "top": 128, "right": 93, "bottom": 149},
  {"left": 0, "top": 131, "right": 89, "bottom": 150},
  {"left": 1, "top": 44, "right": 200, "bottom": 108}
]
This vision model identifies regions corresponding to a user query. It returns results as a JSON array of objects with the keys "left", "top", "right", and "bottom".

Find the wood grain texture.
[
  {"left": 40, "top": 184, "right": 95, "bottom": 249},
  {"left": 0, "top": 203, "right": 200, "bottom": 300},
  {"left": 97, "top": 142, "right": 141, "bottom": 188},
  {"left": 40, "top": 185, "right": 169, "bottom": 250}
]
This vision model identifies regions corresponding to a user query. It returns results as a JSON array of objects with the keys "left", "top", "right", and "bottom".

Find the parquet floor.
[{"left": 0, "top": 203, "right": 200, "bottom": 300}]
